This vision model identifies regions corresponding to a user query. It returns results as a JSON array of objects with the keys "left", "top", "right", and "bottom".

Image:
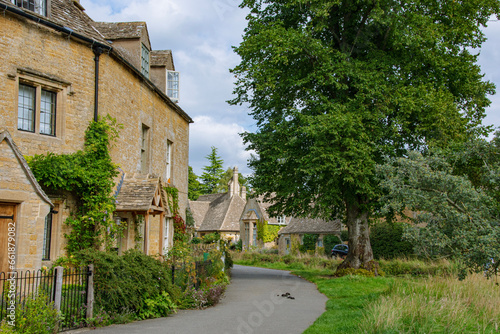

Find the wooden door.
[{"left": 0, "top": 203, "right": 16, "bottom": 275}]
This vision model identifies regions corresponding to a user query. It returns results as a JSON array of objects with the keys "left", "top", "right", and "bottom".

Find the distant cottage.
[
  {"left": 189, "top": 167, "right": 246, "bottom": 242},
  {"left": 0, "top": 0, "right": 192, "bottom": 271}
]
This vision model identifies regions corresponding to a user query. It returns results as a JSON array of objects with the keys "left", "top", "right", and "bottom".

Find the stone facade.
[
  {"left": 0, "top": 131, "right": 52, "bottom": 272},
  {"left": 0, "top": 0, "right": 192, "bottom": 268}
]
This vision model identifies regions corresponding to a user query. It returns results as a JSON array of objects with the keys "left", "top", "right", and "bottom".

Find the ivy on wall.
[
  {"left": 27, "top": 115, "right": 122, "bottom": 255},
  {"left": 256, "top": 220, "right": 281, "bottom": 243}
]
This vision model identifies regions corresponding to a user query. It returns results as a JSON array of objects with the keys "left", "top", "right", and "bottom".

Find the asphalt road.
[{"left": 69, "top": 265, "right": 328, "bottom": 334}]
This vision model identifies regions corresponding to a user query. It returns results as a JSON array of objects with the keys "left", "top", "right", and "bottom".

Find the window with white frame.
[
  {"left": 18, "top": 82, "right": 57, "bottom": 136},
  {"left": 11, "top": 0, "right": 47, "bottom": 16},
  {"left": 141, "top": 43, "right": 150, "bottom": 78},
  {"left": 166, "top": 140, "right": 172, "bottom": 183},
  {"left": 277, "top": 215, "right": 286, "bottom": 225},
  {"left": 167, "top": 71, "right": 179, "bottom": 102}
]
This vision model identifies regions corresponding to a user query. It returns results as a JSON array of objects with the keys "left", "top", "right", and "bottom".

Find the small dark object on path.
[
  {"left": 282, "top": 292, "right": 290, "bottom": 297},
  {"left": 287, "top": 296, "right": 295, "bottom": 300}
]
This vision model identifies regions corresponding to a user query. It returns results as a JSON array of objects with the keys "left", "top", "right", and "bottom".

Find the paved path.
[{"left": 70, "top": 265, "right": 327, "bottom": 334}]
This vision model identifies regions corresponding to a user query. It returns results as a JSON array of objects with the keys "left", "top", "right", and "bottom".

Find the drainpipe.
[{"left": 93, "top": 46, "right": 103, "bottom": 122}]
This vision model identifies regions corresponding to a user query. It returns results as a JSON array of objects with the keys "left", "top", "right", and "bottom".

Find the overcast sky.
[{"left": 80, "top": 0, "right": 500, "bottom": 177}]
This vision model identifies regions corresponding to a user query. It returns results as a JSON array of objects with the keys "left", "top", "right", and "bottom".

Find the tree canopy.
[
  {"left": 378, "top": 134, "right": 500, "bottom": 277},
  {"left": 200, "top": 146, "right": 225, "bottom": 194},
  {"left": 230, "top": 0, "right": 499, "bottom": 269},
  {"left": 188, "top": 166, "right": 203, "bottom": 200}
]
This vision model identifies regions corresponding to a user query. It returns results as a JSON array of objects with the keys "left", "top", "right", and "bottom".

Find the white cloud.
[
  {"left": 189, "top": 116, "right": 253, "bottom": 177},
  {"left": 80, "top": 0, "right": 500, "bottom": 179}
]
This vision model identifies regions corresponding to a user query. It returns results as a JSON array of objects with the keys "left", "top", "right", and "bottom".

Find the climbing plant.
[
  {"left": 256, "top": 220, "right": 281, "bottom": 243},
  {"left": 27, "top": 115, "right": 122, "bottom": 255}
]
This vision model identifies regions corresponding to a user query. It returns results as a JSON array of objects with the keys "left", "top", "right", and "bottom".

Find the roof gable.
[
  {"left": 0, "top": 130, "right": 53, "bottom": 207},
  {"left": 115, "top": 178, "right": 169, "bottom": 215}
]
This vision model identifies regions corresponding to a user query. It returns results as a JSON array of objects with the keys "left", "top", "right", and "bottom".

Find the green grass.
[
  {"left": 233, "top": 252, "right": 499, "bottom": 334},
  {"left": 298, "top": 272, "right": 393, "bottom": 334}
]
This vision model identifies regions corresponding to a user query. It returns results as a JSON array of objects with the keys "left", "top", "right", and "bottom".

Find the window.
[
  {"left": 11, "top": 0, "right": 47, "bottom": 16},
  {"left": 42, "top": 212, "right": 52, "bottom": 260},
  {"left": 18, "top": 84, "right": 36, "bottom": 132},
  {"left": 252, "top": 223, "right": 257, "bottom": 246},
  {"left": 40, "top": 90, "right": 56, "bottom": 135},
  {"left": 277, "top": 215, "right": 286, "bottom": 225},
  {"left": 141, "top": 124, "right": 150, "bottom": 174},
  {"left": 166, "top": 140, "right": 172, "bottom": 183},
  {"left": 17, "top": 77, "right": 61, "bottom": 137},
  {"left": 167, "top": 71, "right": 179, "bottom": 102},
  {"left": 141, "top": 44, "right": 150, "bottom": 78}
]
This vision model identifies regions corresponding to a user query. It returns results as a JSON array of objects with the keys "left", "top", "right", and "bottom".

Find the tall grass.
[{"left": 360, "top": 274, "right": 500, "bottom": 333}]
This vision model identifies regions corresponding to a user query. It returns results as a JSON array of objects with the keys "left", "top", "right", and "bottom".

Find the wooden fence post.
[
  {"left": 53, "top": 266, "right": 63, "bottom": 312},
  {"left": 86, "top": 264, "right": 94, "bottom": 319}
]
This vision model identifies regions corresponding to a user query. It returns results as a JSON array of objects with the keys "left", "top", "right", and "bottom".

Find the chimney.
[
  {"left": 241, "top": 186, "right": 247, "bottom": 201},
  {"left": 229, "top": 166, "right": 240, "bottom": 197}
]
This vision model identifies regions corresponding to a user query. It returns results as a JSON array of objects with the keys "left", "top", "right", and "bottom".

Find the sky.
[{"left": 80, "top": 0, "right": 500, "bottom": 177}]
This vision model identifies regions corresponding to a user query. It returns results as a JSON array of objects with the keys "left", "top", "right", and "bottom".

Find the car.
[{"left": 331, "top": 244, "right": 348, "bottom": 258}]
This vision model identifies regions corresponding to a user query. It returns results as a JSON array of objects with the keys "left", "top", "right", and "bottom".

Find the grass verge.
[{"left": 233, "top": 252, "right": 499, "bottom": 333}]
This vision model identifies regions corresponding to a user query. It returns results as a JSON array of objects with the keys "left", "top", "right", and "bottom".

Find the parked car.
[{"left": 331, "top": 244, "right": 348, "bottom": 258}]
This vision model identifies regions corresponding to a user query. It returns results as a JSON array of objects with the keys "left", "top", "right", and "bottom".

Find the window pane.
[
  {"left": 18, "top": 84, "right": 35, "bottom": 132},
  {"left": 13, "top": 0, "right": 46, "bottom": 16},
  {"left": 141, "top": 44, "right": 150, "bottom": 78},
  {"left": 167, "top": 71, "right": 179, "bottom": 100},
  {"left": 40, "top": 89, "right": 56, "bottom": 135},
  {"left": 42, "top": 213, "right": 52, "bottom": 260}
]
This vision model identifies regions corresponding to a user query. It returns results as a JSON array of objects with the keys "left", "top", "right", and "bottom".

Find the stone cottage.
[
  {"left": 239, "top": 195, "right": 289, "bottom": 250},
  {"left": 0, "top": 0, "right": 192, "bottom": 270},
  {"left": 190, "top": 167, "right": 246, "bottom": 242},
  {"left": 277, "top": 217, "right": 341, "bottom": 255}
]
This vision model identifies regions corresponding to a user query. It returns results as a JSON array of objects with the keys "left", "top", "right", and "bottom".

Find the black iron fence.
[
  {"left": 170, "top": 260, "right": 216, "bottom": 290},
  {"left": 0, "top": 265, "right": 93, "bottom": 332}
]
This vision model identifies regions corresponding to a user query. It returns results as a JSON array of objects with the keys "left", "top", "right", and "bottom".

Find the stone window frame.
[
  {"left": 166, "top": 140, "right": 172, "bottom": 183},
  {"left": 15, "top": 69, "right": 69, "bottom": 139},
  {"left": 140, "top": 124, "right": 150, "bottom": 174}
]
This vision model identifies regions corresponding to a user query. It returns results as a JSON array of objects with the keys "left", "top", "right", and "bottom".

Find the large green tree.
[
  {"left": 230, "top": 0, "right": 499, "bottom": 269},
  {"left": 200, "top": 146, "right": 225, "bottom": 194},
  {"left": 378, "top": 139, "right": 500, "bottom": 278},
  {"left": 188, "top": 166, "right": 203, "bottom": 200}
]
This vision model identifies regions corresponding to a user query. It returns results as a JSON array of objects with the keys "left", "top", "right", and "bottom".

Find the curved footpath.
[{"left": 70, "top": 265, "right": 328, "bottom": 334}]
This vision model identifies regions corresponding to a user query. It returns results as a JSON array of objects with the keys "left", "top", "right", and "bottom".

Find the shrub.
[
  {"left": 334, "top": 268, "right": 375, "bottom": 278},
  {"left": 370, "top": 222, "right": 414, "bottom": 259},
  {"left": 202, "top": 233, "right": 220, "bottom": 244},
  {"left": 73, "top": 249, "right": 174, "bottom": 318},
  {"left": 0, "top": 292, "right": 60, "bottom": 334},
  {"left": 323, "top": 234, "right": 341, "bottom": 256},
  {"left": 301, "top": 234, "right": 319, "bottom": 252},
  {"left": 138, "top": 291, "right": 177, "bottom": 319}
]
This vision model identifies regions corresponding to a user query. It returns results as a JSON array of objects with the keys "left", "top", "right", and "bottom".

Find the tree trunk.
[{"left": 338, "top": 200, "right": 374, "bottom": 270}]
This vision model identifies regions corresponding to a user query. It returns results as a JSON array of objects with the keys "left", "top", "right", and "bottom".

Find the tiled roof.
[
  {"left": 0, "top": 130, "right": 53, "bottom": 207},
  {"left": 191, "top": 192, "right": 246, "bottom": 233},
  {"left": 93, "top": 21, "right": 146, "bottom": 40},
  {"left": 151, "top": 50, "right": 175, "bottom": 71},
  {"left": 189, "top": 201, "right": 210, "bottom": 229},
  {"left": 115, "top": 178, "right": 167, "bottom": 213},
  {"left": 0, "top": 0, "right": 110, "bottom": 44},
  {"left": 278, "top": 217, "right": 341, "bottom": 235},
  {"left": 0, "top": 0, "right": 193, "bottom": 124}
]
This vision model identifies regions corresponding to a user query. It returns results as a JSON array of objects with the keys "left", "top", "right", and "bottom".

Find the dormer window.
[
  {"left": 141, "top": 43, "right": 150, "bottom": 78},
  {"left": 277, "top": 215, "right": 286, "bottom": 225},
  {"left": 167, "top": 71, "right": 179, "bottom": 102},
  {"left": 11, "top": 0, "right": 47, "bottom": 16}
]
